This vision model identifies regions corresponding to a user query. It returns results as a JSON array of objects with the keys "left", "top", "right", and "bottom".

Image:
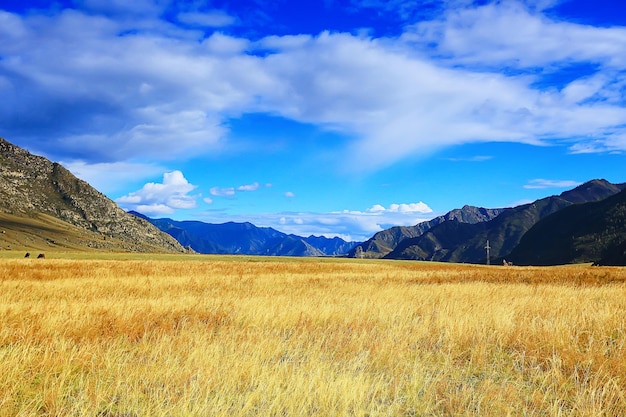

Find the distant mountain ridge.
[
  {"left": 349, "top": 205, "right": 506, "bottom": 259},
  {"left": 0, "top": 137, "right": 186, "bottom": 253},
  {"left": 384, "top": 179, "right": 625, "bottom": 263},
  {"left": 131, "top": 212, "right": 359, "bottom": 256}
]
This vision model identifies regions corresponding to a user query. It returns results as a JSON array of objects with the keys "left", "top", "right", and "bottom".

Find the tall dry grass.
[{"left": 1, "top": 256, "right": 626, "bottom": 416}]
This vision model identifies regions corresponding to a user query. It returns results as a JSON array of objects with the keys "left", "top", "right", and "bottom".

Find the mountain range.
[
  {"left": 349, "top": 205, "right": 506, "bottom": 259},
  {"left": 350, "top": 179, "right": 626, "bottom": 264},
  {"left": 130, "top": 212, "right": 359, "bottom": 257},
  {"left": 1, "top": 136, "right": 625, "bottom": 264}
]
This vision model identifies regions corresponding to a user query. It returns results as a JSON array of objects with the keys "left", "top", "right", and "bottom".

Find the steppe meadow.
[{"left": 1, "top": 254, "right": 626, "bottom": 416}]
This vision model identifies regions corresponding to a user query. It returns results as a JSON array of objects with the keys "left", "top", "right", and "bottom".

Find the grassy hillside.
[
  {"left": 0, "top": 212, "right": 182, "bottom": 253},
  {"left": 2, "top": 255, "right": 626, "bottom": 416}
]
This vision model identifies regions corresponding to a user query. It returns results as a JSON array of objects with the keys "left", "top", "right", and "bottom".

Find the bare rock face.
[{"left": 0, "top": 137, "right": 186, "bottom": 253}]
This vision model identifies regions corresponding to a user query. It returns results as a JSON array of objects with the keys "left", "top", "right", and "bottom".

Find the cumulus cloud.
[
  {"left": 116, "top": 171, "right": 198, "bottom": 216},
  {"left": 523, "top": 179, "right": 582, "bottom": 189}
]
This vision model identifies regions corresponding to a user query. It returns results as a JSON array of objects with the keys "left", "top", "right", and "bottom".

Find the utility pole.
[{"left": 485, "top": 240, "right": 491, "bottom": 265}]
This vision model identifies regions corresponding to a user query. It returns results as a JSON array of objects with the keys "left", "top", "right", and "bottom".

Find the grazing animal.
[
  {"left": 24, "top": 252, "right": 30, "bottom": 258},
  {"left": 37, "top": 253, "right": 45, "bottom": 259}
]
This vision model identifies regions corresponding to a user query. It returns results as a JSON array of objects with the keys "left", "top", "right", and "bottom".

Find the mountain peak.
[{"left": 559, "top": 179, "right": 624, "bottom": 204}]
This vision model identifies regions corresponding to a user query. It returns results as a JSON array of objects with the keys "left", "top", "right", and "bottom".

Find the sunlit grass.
[{"left": 1, "top": 255, "right": 625, "bottom": 416}]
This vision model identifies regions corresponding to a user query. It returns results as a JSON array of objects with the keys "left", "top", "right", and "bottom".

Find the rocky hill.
[
  {"left": 131, "top": 212, "right": 358, "bottom": 256},
  {"left": 0, "top": 137, "right": 186, "bottom": 253},
  {"left": 506, "top": 187, "right": 626, "bottom": 266},
  {"left": 348, "top": 205, "right": 505, "bottom": 258},
  {"left": 385, "top": 179, "right": 625, "bottom": 263}
]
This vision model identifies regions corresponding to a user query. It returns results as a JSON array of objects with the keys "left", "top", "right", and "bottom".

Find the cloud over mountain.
[{"left": 116, "top": 170, "right": 197, "bottom": 216}]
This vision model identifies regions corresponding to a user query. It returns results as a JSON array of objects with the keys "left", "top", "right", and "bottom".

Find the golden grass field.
[{"left": 1, "top": 253, "right": 626, "bottom": 416}]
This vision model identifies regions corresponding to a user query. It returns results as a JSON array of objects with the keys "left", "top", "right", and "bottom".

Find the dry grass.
[{"left": 1, "top": 255, "right": 626, "bottom": 416}]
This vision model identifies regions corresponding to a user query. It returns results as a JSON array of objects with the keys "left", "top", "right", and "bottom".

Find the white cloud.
[
  {"left": 237, "top": 182, "right": 260, "bottom": 191},
  {"left": 177, "top": 11, "right": 236, "bottom": 28},
  {"left": 116, "top": 170, "right": 198, "bottom": 216},
  {"left": 195, "top": 202, "right": 438, "bottom": 241},
  {"left": 569, "top": 132, "right": 626, "bottom": 154},
  {"left": 1, "top": 1, "right": 625, "bottom": 173},
  {"left": 406, "top": 2, "right": 626, "bottom": 69},
  {"left": 366, "top": 202, "right": 432, "bottom": 213},
  {"left": 202, "top": 32, "right": 250, "bottom": 55},
  {"left": 210, "top": 186, "right": 236, "bottom": 197},
  {"left": 256, "top": 29, "right": 626, "bottom": 169},
  {"left": 523, "top": 179, "right": 582, "bottom": 189},
  {"left": 285, "top": 191, "right": 296, "bottom": 198},
  {"left": 208, "top": 182, "right": 267, "bottom": 197}
]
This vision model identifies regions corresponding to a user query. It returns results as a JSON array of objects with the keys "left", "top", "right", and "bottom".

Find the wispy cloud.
[
  {"left": 2, "top": 1, "right": 625, "bottom": 174},
  {"left": 237, "top": 182, "right": 260, "bottom": 191},
  {"left": 210, "top": 182, "right": 267, "bottom": 197},
  {"left": 209, "top": 187, "right": 236, "bottom": 197},
  {"left": 406, "top": 1, "right": 626, "bottom": 69},
  {"left": 446, "top": 155, "right": 493, "bottom": 162},
  {"left": 523, "top": 179, "right": 582, "bottom": 189},
  {"left": 365, "top": 202, "right": 432, "bottom": 214},
  {"left": 116, "top": 171, "right": 198, "bottom": 215},
  {"left": 177, "top": 11, "right": 237, "bottom": 28}
]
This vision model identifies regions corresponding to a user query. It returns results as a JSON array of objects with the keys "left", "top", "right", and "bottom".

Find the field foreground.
[{"left": 1, "top": 254, "right": 626, "bottom": 416}]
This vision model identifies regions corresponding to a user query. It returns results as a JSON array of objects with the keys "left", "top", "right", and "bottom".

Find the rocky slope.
[
  {"left": 506, "top": 187, "right": 626, "bottom": 266},
  {"left": 0, "top": 137, "right": 186, "bottom": 253}
]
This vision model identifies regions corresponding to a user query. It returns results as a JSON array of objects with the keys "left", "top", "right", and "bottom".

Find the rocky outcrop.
[{"left": 0, "top": 137, "right": 186, "bottom": 253}]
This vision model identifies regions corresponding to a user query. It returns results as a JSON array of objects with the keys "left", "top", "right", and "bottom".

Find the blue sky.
[{"left": 1, "top": 0, "right": 625, "bottom": 241}]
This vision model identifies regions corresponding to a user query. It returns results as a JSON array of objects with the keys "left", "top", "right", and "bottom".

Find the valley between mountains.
[{"left": 1, "top": 136, "right": 625, "bottom": 265}]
